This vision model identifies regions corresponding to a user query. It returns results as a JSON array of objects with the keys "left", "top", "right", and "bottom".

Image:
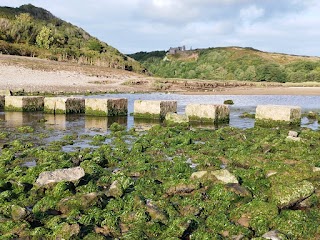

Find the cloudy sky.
[{"left": 2, "top": 0, "right": 320, "bottom": 56}]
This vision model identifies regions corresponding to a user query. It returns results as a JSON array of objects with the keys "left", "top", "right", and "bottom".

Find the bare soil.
[{"left": 1, "top": 54, "right": 320, "bottom": 95}]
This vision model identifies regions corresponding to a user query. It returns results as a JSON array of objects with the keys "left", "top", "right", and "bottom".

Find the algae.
[{"left": 0, "top": 120, "right": 319, "bottom": 239}]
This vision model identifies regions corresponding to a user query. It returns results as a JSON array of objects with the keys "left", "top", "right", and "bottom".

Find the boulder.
[
  {"left": 270, "top": 180, "right": 315, "bottom": 209},
  {"left": 211, "top": 169, "right": 238, "bottom": 184},
  {"left": 262, "top": 230, "right": 288, "bottom": 240},
  {"left": 286, "top": 136, "right": 301, "bottom": 142},
  {"left": 165, "top": 183, "right": 197, "bottom": 196},
  {"left": 288, "top": 131, "right": 298, "bottom": 137},
  {"left": 190, "top": 171, "right": 208, "bottom": 180},
  {"left": 11, "top": 205, "right": 27, "bottom": 220},
  {"left": 58, "top": 192, "right": 100, "bottom": 214},
  {"left": 225, "top": 183, "right": 252, "bottom": 197},
  {"left": 35, "top": 167, "right": 85, "bottom": 186},
  {"left": 107, "top": 180, "right": 124, "bottom": 198}
]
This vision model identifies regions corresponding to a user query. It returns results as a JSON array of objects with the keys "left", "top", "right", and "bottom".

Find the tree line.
[{"left": 129, "top": 48, "right": 320, "bottom": 83}]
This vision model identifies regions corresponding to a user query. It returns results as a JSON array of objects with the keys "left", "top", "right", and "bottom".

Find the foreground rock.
[
  {"left": 270, "top": 180, "right": 315, "bottom": 209},
  {"left": 211, "top": 169, "right": 238, "bottom": 184},
  {"left": 191, "top": 169, "right": 238, "bottom": 184},
  {"left": 262, "top": 230, "right": 288, "bottom": 240},
  {"left": 35, "top": 167, "right": 85, "bottom": 186}
]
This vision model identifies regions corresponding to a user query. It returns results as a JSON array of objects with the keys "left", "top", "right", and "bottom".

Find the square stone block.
[
  {"left": 5, "top": 96, "right": 44, "bottom": 112},
  {"left": 44, "top": 97, "right": 85, "bottom": 114},
  {"left": 134, "top": 100, "right": 177, "bottom": 119},
  {"left": 255, "top": 105, "right": 301, "bottom": 123},
  {"left": 85, "top": 98, "right": 128, "bottom": 116},
  {"left": 185, "top": 104, "right": 230, "bottom": 123}
]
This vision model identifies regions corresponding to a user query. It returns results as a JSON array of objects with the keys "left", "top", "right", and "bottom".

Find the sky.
[{"left": 1, "top": 0, "right": 320, "bottom": 56}]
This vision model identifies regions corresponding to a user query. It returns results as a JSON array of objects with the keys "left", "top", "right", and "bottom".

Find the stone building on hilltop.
[{"left": 168, "top": 46, "right": 186, "bottom": 54}]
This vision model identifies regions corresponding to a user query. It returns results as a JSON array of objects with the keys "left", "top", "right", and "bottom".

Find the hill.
[
  {"left": 0, "top": 4, "right": 145, "bottom": 73},
  {"left": 128, "top": 47, "right": 320, "bottom": 83}
]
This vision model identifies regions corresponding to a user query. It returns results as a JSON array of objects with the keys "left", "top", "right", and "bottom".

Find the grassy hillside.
[
  {"left": 129, "top": 47, "right": 320, "bottom": 82},
  {"left": 0, "top": 4, "right": 145, "bottom": 73}
]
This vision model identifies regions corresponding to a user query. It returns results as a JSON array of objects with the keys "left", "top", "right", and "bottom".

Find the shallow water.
[
  {"left": 0, "top": 94, "right": 319, "bottom": 153},
  {"left": 1, "top": 93, "right": 320, "bottom": 131}
]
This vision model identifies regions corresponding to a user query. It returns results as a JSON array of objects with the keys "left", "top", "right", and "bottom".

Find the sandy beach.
[{"left": 1, "top": 54, "right": 320, "bottom": 95}]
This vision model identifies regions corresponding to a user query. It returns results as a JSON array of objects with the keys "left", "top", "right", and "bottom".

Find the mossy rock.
[
  {"left": 271, "top": 209, "right": 320, "bottom": 239},
  {"left": 269, "top": 180, "right": 315, "bottom": 209},
  {"left": 223, "top": 99, "right": 234, "bottom": 105},
  {"left": 230, "top": 200, "right": 279, "bottom": 236}
]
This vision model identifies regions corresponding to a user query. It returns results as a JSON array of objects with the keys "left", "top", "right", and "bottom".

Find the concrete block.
[
  {"left": 5, "top": 96, "right": 44, "bottom": 112},
  {"left": 85, "top": 98, "right": 128, "bottom": 116},
  {"left": 255, "top": 105, "right": 301, "bottom": 123},
  {"left": 44, "top": 97, "right": 85, "bottom": 114},
  {"left": 134, "top": 100, "right": 177, "bottom": 119},
  {"left": 185, "top": 104, "right": 230, "bottom": 123}
]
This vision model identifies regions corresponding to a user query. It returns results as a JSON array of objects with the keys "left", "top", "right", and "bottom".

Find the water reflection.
[
  {"left": 5, "top": 112, "right": 43, "bottom": 127},
  {"left": 85, "top": 116, "right": 127, "bottom": 131},
  {"left": 133, "top": 118, "right": 161, "bottom": 131},
  {"left": 1, "top": 94, "right": 320, "bottom": 133}
]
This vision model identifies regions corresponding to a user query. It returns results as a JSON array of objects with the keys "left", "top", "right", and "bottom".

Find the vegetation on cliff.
[
  {"left": 0, "top": 4, "right": 145, "bottom": 73},
  {"left": 129, "top": 47, "right": 320, "bottom": 82}
]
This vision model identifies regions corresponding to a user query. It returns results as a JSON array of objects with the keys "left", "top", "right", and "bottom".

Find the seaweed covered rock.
[
  {"left": 35, "top": 167, "right": 85, "bottom": 186},
  {"left": 107, "top": 180, "right": 123, "bottom": 198},
  {"left": 11, "top": 205, "right": 27, "bottom": 220},
  {"left": 190, "top": 170, "right": 238, "bottom": 184},
  {"left": 230, "top": 200, "right": 279, "bottom": 236},
  {"left": 211, "top": 169, "right": 238, "bottom": 184},
  {"left": 165, "top": 183, "right": 198, "bottom": 196},
  {"left": 262, "top": 230, "right": 288, "bottom": 240},
  {"left": 270, "top": 180, "right": 315, "bottom": 209},
  {"left": 57, "top": 192, "right": 101, "bottom": 214},
  {"left": 54, "top": 223, "right": 80, "bottom": 239}
]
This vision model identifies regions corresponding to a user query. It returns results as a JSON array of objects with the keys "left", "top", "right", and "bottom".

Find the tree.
[
  {"left": 10, "top": 13, "right": 36, "bottom": 44},
  {"left": 36, "top": 26, "right": 54, "bottom": 49},
  {"left": 256, "top": 63, "right": 287, "bottom": 83}
]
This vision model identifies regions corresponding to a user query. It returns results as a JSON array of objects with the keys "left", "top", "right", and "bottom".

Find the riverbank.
[{"left": 1, "top": 54, "right": 320, "bottom": 95}]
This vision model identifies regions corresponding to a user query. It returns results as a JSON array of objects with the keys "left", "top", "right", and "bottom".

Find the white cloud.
[
  {"left": 0, "top": 0, "right": 320, "bottom": 55},
  {"left": 240, "top": 5, "right": 265, "bottom": 23}
]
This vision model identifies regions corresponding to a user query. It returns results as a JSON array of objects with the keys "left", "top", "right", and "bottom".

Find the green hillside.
[
  {"left": 129, "top": 47, "right": 320, "bottom": 82},
  {"left": 0, "top": 4, "right": 145, "bottom": 73}
]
